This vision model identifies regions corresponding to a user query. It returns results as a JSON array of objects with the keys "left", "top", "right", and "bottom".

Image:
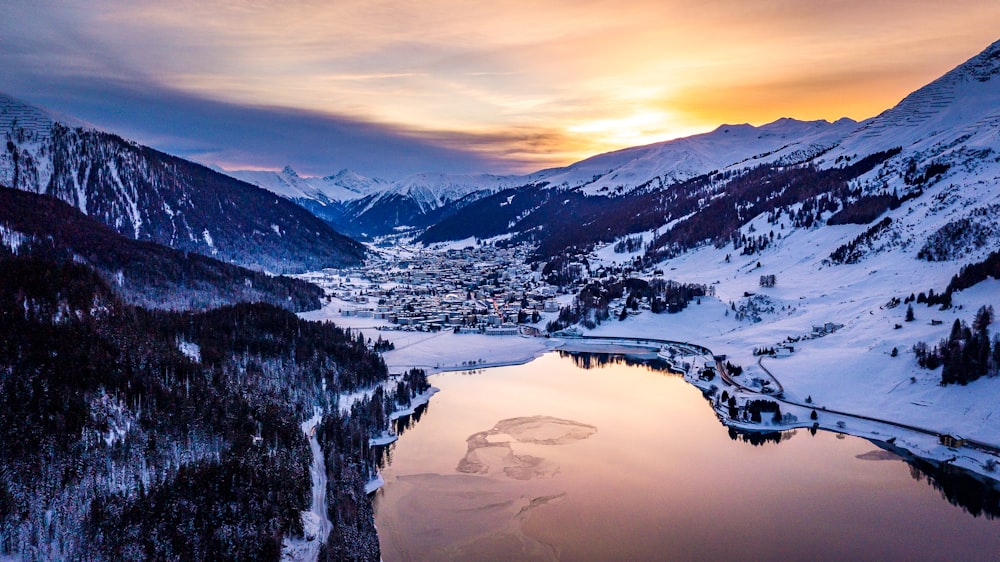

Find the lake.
[{"left": 373, "top": 350, "right": 1000, "bottom": 561}]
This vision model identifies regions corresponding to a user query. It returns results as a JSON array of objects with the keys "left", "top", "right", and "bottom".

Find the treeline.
[
  {"left": 827, "top": 188, "right": 921, "bottom": 225},
  {"left": 0, "top": 186, "right": 323, "bottom": 311},
  {"left": 0, "top": 253, "right": 390, "bottom": 560},
  {"left": 913, "top": 306, "right": 1000, "bottom": 385},
  {"left": 424, "top": 147, "right": 902, "bottom": 265},
  {"left": 546, "top": 277, "right": 708, "bottom": 332},
  {"left": 912, "top": 250, "right": 1000, "bottom": 309},
  {"left": 827, "top": 217, "right": 893, "bottom": 264},
  {"left": 646, "top": 148, "right": 901, "bottom": 261}
]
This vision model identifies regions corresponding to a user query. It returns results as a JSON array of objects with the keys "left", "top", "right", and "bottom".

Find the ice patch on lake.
[{"left": 456, "top": 416, "right": 597, "bottom": 479}]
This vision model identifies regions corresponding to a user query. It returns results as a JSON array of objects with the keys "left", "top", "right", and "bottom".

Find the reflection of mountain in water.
[{"left": 556, "top": 350, "right": 680, "bottom": 375}]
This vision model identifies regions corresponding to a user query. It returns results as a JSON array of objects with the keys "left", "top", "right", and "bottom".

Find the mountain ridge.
[{"left": 1, "top": 96, "right": 365, "bottom": 273}]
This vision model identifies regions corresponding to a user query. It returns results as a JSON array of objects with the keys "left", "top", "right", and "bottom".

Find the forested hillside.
[
  {"left": 0, "top": 253, "right": 423, "bottom": 560},
  {"left": 0, "top": 186, "right": 323, "bottom": 311}
]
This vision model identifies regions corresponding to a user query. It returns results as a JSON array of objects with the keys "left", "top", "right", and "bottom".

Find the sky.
[{"left": 2, "top": 1, "right": 1000, "bottom": 179}]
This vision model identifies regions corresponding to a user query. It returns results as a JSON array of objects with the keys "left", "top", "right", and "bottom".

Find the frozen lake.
[{"left": 373, "top": 351, "right": 1000, "bottom": 561}]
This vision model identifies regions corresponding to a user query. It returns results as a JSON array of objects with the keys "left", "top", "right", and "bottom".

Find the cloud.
[
  {"left": 2, "top": 0, "right": 1000, "bottom": 176},
  {"left": 3, "top": 74, "right": 521, "bottom": 178}
]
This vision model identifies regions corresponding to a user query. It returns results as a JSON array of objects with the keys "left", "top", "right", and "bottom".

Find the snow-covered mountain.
[
  {"left": 381, "top": 172, "right": 523, "bottom": 212},
  {"left": 225, "top": 165, "right": 524, "bottom": 238},
  {"left": 527, "top": 116, "right": 860, "bottom": 196},
  {"left": 551, "top": 40, "right": 1000, "bottom": 460},
  {"left": 827, "top": 38, "right": 1000, "bottom": 159},
  {"left": 0, "top": 93, "right": 364, "bottom": 273},
  {"left": 420, "top": 38, "right": 1000, "bottom": 256},
  {"left": 232, "top": 118, "right": 858, "bottom": 239},
  {"left": 226, "top": 166, "right": 388, "bottom": 205}
]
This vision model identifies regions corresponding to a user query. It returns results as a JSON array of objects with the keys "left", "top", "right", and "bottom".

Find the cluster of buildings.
[{"left": 309, "top": 243, "right": 566, "bottom": 334}]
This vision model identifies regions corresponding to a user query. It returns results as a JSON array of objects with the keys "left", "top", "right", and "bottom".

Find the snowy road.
[{"left": 281, "top": 409, "right": 332, "bottom": 562}]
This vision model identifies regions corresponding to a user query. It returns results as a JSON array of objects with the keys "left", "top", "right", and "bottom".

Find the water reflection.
[
  {"left": 727, "top": 426, "right": 796, "bottom": 446},
  {"left": 556, "top": 349, "right": 679, "bottom": 374},
  {"left": 374, "top": 351, "right": 1000, "bottom": 561},
  {"left": 876, "top": 440, "right": 1000, "bottom": 520},
  {"left": 559, "top": 349, "right": 1000, "bottom": 518},
  {"left": 371, "top": 403, "right": 430, "bottom": 477}
]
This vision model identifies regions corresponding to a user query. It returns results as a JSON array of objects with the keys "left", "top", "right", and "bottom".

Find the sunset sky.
[{"left": 3, "top": 1, "right": 1000, "bottom": 178}]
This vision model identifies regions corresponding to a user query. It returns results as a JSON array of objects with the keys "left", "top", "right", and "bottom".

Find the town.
[{"left": 298, "top": 242, "right": 563, "bottom": 335}]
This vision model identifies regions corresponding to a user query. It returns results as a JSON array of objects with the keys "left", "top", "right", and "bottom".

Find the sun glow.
[
  {"left": 5, "top": 0, "right": 1000, "bottom": 173},
  {"left": 567, "top": 111, "right": 701, "bottom": 150}
]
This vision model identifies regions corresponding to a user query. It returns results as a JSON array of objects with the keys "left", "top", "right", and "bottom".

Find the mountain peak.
[
  {"left": 325, "top": 168, "right": 364, "bottom": 182},
  {"left": 281, "top": 165, "right": 299, "bottom": 178}
]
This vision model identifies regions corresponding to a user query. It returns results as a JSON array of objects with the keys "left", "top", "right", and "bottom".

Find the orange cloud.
[{"left": 8, "top": 0, "right": 1000, "bottom": 173}]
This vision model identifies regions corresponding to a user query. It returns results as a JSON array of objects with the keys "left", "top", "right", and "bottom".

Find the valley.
[{"left": 2, "top": 31, "right": 1000, "bottom": 562}]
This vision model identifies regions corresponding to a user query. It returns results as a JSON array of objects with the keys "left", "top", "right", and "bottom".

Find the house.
[
  {"left": 939, "top": 434, "right": 966, "bottom": 449},
  {"left": 485, "top": 324, "right": 519, "bottom": 336}
]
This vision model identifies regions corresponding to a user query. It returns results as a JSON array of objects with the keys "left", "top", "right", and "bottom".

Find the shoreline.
[{"left": 379, "top": 333, "right": 1000, "bottom": 485}]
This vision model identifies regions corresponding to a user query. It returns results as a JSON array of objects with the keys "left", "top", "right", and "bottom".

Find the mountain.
[
  {"left": 0, "top": 185, "right": 324, "bottom": 311},
  {"left": 230, "top": 117, "right": 856, "bottom": 239},
  {"left": 526, "top": 116, "right": 860, "bottom": 196},
  {"left": 825, "top": 38, "right": 1000, "bottom": 159},
  {"left": 227, "top": 165, "right": 522, "bottom": 238},
  {"left": 0, "top": 94, "right": 365, "bottom": 273},
  {"left": 416, "top": 116, "right": 862, "bottom": 247},
  {"left": 225, "top": 166, "right": 387, "bottom": 205},
  {"left": 420, "top": 38, "right": 1000, "bottom": 263}
]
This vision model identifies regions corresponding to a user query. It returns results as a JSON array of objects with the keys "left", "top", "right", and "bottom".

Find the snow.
[
  {"left": 369, "top": 432, "right": 399, "bottom": 447},
  {"left": 107, "top": 160, "right": 142, "bottom": 237},
  {"left": 201, "top": 229, "right": 216, "bottom": 254},
  {"left": 281, "top": 408, "right": 332, "bottom": 562},
  {"left": 525, "top": 117, "right": 860, "bottom": 196},
  {"left": 177, "top": 339, "right": 201, "bottom": 363},
  {"left": 364, "top": 474, "right": 385, "bottom": 495},
  {"left": 388, "top": 387, "right": 439, "bottom": 421},
  {"left": 0, "top": 225, "right": 28, "bottom": 252},
  {"left": 225, "top": 166, "right": 387, "bottom": 204}
]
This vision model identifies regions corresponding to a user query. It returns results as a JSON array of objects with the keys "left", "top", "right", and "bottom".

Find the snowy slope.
[
  {"left": 824, "top": 38, "right": 1000, "bottom": 162},
  {"left": 574, "top": 39, "right": 1000, "bottom": 455},
  {"left": 226, "top": 166, "right": 387, "bottom": 205},
  {"left": 0, "top": 94, "right": 365, "bottom": 273},
  {"left": 528, "top": 117, "right": 860, "bottom": 196}
]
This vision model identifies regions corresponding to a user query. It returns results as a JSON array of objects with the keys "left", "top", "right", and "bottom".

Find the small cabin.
[{"left": 939, "top": 434, "right": 966, "bottom": 449}]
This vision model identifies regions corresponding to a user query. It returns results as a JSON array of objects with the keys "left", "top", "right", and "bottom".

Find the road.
[
  {"left": 572, "top": 334, "right": 1000, "bottom": 456},
  {"left": 756, "top": 355, "right": 1000, "bottom": 456}
]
